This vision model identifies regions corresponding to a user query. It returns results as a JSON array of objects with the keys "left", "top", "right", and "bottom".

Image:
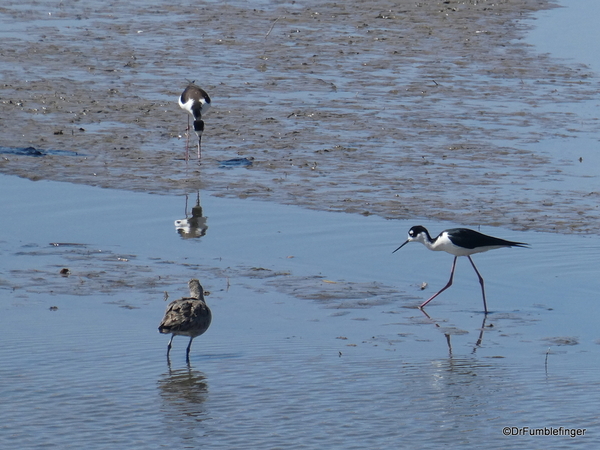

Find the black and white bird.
[
  {"left": 158, "top": 279, "right": 212, "bottom": 362},
  {"left": 178, "top": 82, "right": 211, "bottom": 160},
  {"left": 393, "top": 225, "right": 528, "bottom": 313}
]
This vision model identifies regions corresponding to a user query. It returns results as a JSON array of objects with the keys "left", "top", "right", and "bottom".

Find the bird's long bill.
[{"left": 392, "top": 240, "right": 409, "bottom": 254}]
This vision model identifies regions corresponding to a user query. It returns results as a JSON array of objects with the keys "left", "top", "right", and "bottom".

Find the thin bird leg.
[
  {"left": 185, "top": 115, "right": 190, "bottom": 162},
  {"left": 197, "top": 136, "right": 201, "bottom": 160},
  {"left": 467, "top": 255, "right": 488, "bottom": 314},
  {"left": 185, "top": 337, "right": 194, "bottom": 363},
  {"left": 167, "top": 335, "right": 175, "bottom": 357},
  {"left": 420, "top": 256, "right": 457, "bottom": 309}
]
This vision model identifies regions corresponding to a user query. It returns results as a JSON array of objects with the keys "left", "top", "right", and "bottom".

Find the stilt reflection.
[
  {"left": 174, "top": 191, "right": 208, "bottom": 239},
  {"left": 419, "top": 308, "right": 488, "bottom": 355}
]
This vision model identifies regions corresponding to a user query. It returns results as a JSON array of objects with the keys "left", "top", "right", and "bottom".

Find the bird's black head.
[
  {"left": 393, "top": 225, "right": 431, "bottom": 253},
  {"left": 193, "top": 119, "right": 205, "bottom": 134},
  {"left": 408, "top": 225, "right": 429, "bottom": 239}
]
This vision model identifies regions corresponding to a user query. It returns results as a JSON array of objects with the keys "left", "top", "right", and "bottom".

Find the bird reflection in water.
[
  {"left": 174, "top": 191, "right": 208, "bottom": 239},
  {"left": 419, "top": 308, "right": 488, "bottom": 356},
  {"left": 158, "top": 365, "right": 209, "bottom": 422}
]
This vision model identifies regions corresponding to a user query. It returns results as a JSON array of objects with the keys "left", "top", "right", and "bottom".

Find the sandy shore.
[{"left": 2, "top": 0, "right": 599, "bottom": 234}]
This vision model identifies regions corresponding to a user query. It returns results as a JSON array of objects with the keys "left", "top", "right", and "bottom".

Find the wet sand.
[{"left": 2, "top": 0, "right": 600, "bottom": 234}]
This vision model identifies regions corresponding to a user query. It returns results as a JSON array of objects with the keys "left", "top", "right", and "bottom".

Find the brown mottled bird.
[{"left": 158, "top": 279, "right": 212, "bottom": 362}]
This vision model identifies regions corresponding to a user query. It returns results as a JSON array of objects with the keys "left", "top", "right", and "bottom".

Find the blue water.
[
  {"left": 529, "top": 0, "right": 600, "bottom": 73},
  {"left": 2, "top": 0, "right": 600, "bottom": 448},
  {"left": 1, "top": 173, "right": 599, "bottom": 449}
]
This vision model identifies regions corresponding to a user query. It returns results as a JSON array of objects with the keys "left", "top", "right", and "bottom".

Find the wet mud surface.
[
  {"left": 7, "top": 241, "right": 409, "bottom": 311},
  {"left": 2, "top": 0, "right": 600, "bottom": 234}
]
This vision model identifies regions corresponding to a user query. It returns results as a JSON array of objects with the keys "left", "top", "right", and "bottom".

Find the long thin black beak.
[{"left": 392, "top": 240, "right": 409, "bottom": 253}]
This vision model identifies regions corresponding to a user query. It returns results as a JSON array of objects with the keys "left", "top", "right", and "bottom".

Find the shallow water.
[
  {"left": 2, "top": 0, "right": 600, "bottom": 448},
  {"left": 1, "top": 175, "right": 600, "bottom": 449},
  {"left": 529, "top": 0, "right": 600, "bottom": 73}
]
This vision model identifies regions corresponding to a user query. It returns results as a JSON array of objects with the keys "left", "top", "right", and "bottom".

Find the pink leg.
[
  {"left": 185, "top": 115, "right": 190, "bottom": 162},
  {"left": 420, "top": 256, "right": 457, "bottom": 309},
  {"left": 467, "top": 256, "right": 488, "bottom": 314}
]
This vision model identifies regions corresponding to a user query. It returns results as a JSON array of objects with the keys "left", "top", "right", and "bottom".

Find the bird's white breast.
[
  {"left": 179, "top": 97, "right": 210, "bottom": 115},
  {"left": 430, "top": 232, "right": 500, "bottom": 256}
]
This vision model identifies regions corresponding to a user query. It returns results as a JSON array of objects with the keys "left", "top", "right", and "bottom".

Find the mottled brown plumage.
[{"left": 158, "top": 279, "right": 212, "bottom": 362}]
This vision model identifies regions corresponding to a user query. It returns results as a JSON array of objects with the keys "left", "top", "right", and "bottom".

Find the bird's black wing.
[{"left": 445, "top": 228, "right": 528, "bottom": 249}]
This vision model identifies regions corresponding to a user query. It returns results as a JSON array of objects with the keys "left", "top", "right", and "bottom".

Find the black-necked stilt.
[
  {"left": 393, "top": 225, "right": 528, "bottom": 313},
  {"left": 158, "top": 279, "right": 212, "bottom": 363},
  {"left": 178, "top": 82, "right": 211, "bottom": 160}
]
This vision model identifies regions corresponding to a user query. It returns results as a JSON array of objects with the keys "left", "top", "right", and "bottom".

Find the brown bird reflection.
[{"left": 157, "top": 366, "right": 208, "bottom": 420}]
